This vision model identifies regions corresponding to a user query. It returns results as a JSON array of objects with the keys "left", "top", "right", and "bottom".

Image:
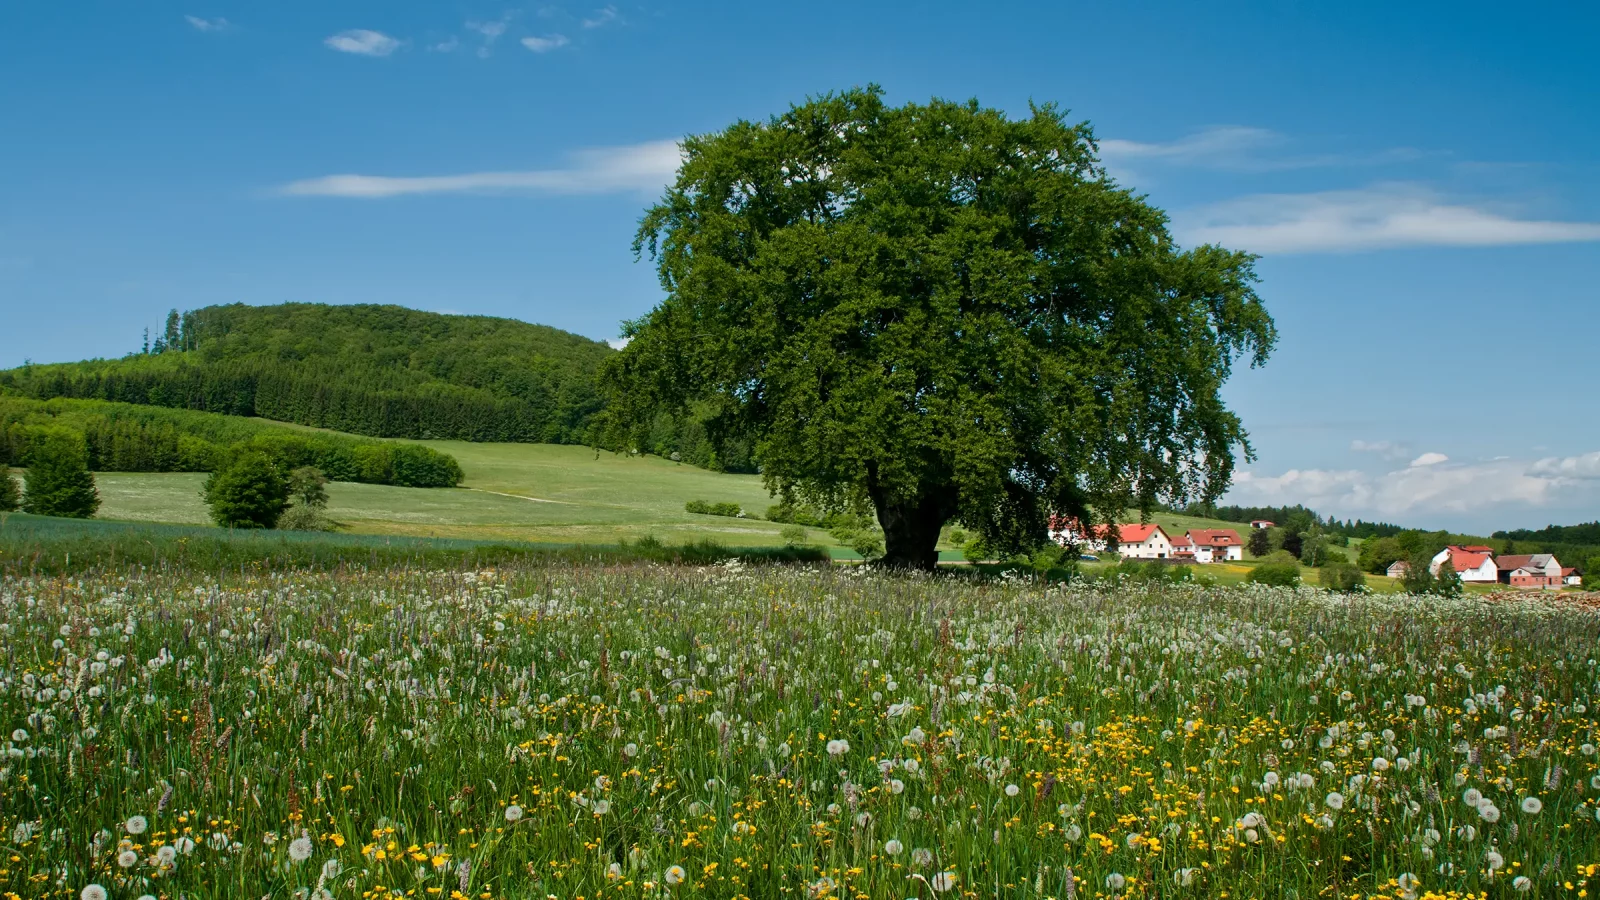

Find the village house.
[
  {"left": 1562, "top": 568, "right": 1582, "bottom": 587},
  {"left": 1386, "top": 559, "right": 1411, "bottom": 579},
  {"left": 1187, "top": 528, "right": 1245, "bottom": 562},
  {"left": 1250, "top": 519, "right": 1275, "bottom": 530},
  {"left": 1428, "top": 545, "right": 1499, "bottom": 583},
  {"left": 1046, "top": 518, "right": 1174, "bottom": 559},
  {"left": 1496, "top": 553, "right": 1564, "bottom": 589}
]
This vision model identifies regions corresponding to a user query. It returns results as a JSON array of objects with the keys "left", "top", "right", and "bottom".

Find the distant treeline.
[
  {"left": 1179, "top": 503, "right": 1405, "bottom": 539},
  {"left": 1494, "top": 521, "right": 1600, "bottom": 546},
  {"left": 0, "top": 396, "right": 462, "bottom": 488}
]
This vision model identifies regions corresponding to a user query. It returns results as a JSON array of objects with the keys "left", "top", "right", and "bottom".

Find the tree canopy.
[{"left": 603, "top": 88, "right": 1276, "bottom": 569}]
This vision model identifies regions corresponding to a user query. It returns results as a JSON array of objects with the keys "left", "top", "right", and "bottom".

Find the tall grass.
[{"left": 1, "top": 561, "right": 1596, "bottom": 898}]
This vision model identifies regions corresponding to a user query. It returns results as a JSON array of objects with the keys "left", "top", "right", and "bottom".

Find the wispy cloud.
[
  {"left": 1350, "top": 439, "right": 1411, "bottom": 461},
  {"left": 1410, "top": 452, "right": 1449, "bottom": 468},
  {"left": 430, "top": 36, "right": 461, "bottom": 53},
  {"left": 581, "top": 5, "right": 621, "bottom": 28},
  {"left": 324, "top": 29, "right": 401, "bottom": 57},
  {"left": 280, "top": 139, "right": 681, "bottom": 199},
  {"left": 1098, "top": 126, "right": 1422, "bottom": 176},
  {"left": 184, "top": 15, "right": 232, "bottom": 33},
  {"left": 1177, "top": 183, "right": 1600, "bottom": 253},
  {"left": 521, "top": 33, "right": 570, "bottom": 52}
]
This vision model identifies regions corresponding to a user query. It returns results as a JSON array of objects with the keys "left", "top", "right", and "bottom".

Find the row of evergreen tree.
[{"left": 0, "top": 397, "right": 462, "bottom": 487}]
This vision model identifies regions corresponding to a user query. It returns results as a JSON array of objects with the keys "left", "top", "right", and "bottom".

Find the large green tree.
[{"left": 603, "top": 89, "right": 1275, "bottom": 569}]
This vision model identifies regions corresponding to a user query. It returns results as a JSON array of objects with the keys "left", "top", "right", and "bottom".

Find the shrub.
[
  {"left": 22, "top": 428, "right": 100, "bottom": 518},
  {"left": 1319, "top": 561, "right": 1366, "bottom": 592},
  {"left": 1400, "top": 555, "right": 1436, "bottom": 594},
  {"left": 276, "top": 504, "right": 337, "bottom": 532},
  {"left": 203, "top": 452, "right": 289, "bottom": 529},
  {"left": 1248, "top": 560, "right": 1301, "bottom": 587},
  {"left": 779, "top": 524, "right": 807, "bottom": 546},
  {"left": 766, "top": 502, "right": 825, "bottom": 527},
  {"left": 685, "top": 500, "right": 742, "bottom": 517},
  {"left": 0, "top": 466, "right": 18, "bottom": 512}
]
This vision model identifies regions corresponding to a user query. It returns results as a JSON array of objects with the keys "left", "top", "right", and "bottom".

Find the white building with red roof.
[
  {"left": 1186, "top": 528, "right": 1244, "bottom": 562},
  {"left": 1429, "top": 545, "right": 1499, "bottom": 583}
]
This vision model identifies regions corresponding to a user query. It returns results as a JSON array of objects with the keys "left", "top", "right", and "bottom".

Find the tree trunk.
[{"left": 866, "top": 469, "right": 954, "bottom": 571}]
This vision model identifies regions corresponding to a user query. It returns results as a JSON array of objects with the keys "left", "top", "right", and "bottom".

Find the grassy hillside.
[
  {"left": 1, "top": 302, "right": 612, "bottom": 444},
  {"left": 89, "top": 440, "right": 884, "bottom": 555}
]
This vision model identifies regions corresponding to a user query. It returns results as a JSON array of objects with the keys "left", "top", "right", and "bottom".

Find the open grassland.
[
  {"left": 89, "top": 434, "right": 1280, "bottom": 563},
  {"left": 3, "top": 565, "right": 1598, "bottom": 899}
]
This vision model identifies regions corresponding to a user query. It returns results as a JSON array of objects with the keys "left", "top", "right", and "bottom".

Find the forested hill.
[{"left": 0, "top": 303, "right": 613, "bottom": 445}]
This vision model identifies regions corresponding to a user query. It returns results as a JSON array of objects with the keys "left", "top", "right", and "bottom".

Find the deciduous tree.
[{"left": 603, "top": 88, "right": 1275, "bottom": 569}]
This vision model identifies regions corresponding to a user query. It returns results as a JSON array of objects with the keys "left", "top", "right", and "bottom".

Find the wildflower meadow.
[{"left": 2, "top": 563, "right": 1598, "bottom": 900}]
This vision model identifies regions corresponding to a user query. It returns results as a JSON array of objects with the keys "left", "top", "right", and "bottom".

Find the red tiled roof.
[
  {"left": 1495, "top": 554, "right": 1535, "bottom": 572},
  {"left": 1113, "top": 524, "right": 1164, "bottom": 544},
  {"left": 1170, "top": 535, "right": 1194, "bottom": 549},
  {"left": 1460, "top": 545, "right": 1494, "bottom": 553},
  {"left": 1187, "top": 528, "right": 1243, "bottom": 547},
  {"left": 1444, "top": 546, "right": 1492, "bottom": 572}
]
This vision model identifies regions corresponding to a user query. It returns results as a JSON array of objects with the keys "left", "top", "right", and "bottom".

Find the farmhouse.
[
  {"left": 1428, "top": 545, "right": 1499, "bottom": 583},
  {"left": 1110, "top": 524, "right": 1173, "bottom": 559},
  {"left": 1250, "top": 519, "right": 1275, "bottom": 530},
  {"left": 1187, "top": 528, "right": 1244, "bottom": 562},
  {"left": 1496, "top": 553, "right": 1564, "bottom": 589},
  {"left": 1562, "top": 568, "right": 1582, "bottom": 587},
  {"left": 1386, "top": 560, "right": 1411, "bottom": 579}
]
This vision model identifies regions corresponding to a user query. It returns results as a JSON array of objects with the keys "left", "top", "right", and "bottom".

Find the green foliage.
[
  {"left": 1300, "top": 533, "right": 1340, "bottom": 567},
  {"left": 1248, "top": 555, "right": 1302, "bottom": 587},
  {"left": 275, "top": 504, "right": 338, "bottom": 532},
  {"left": 779, "top": 524, "right": 808, "bottom": 547},
  {"left": 1318, "top": 561, "right": 1366, "bottom": 593},
  {"left": 1246, "top": 527, "right": 1272, "bottom": 558},
  {"left": 288, "top": 466, "right": 329, "bottom": 508},
  {"left": 203, "top": 452, "right": 289, "bottom": 529},
  {"left": 1586, "top": 556, "right": 1600, "bottom": 590},
  {"left": 21, "top": 428, "right": 100, "bottom": 518},
  {"left": 1400, "top": 555, "right": 1439, "bottom": 595},
  {"left": 0, "top": 396, "right": 462, "bottom": 488},
  {"left": 1495, "top": 521, "right": 1600, "bottom": 546},
  {"left": 604, "top": 88, "right": 1275, "bottom": 569},
  {"left": 0, "top": 302, "right": 611, "bottom": 445},
  {"left": 1358, "top": 536, "right": 1407, "bottom": 574},
  {"left": 685, "top": 499, "right": 742, "bottom": 517},
  {"left": 1432, "top": 559, "right": 1464, "bottom": 598},
  {"left": 0, "top": 466, "right": 18, "bottom": 512}
]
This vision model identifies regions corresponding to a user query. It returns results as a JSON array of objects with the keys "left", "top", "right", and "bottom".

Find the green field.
[{"left": 90, "top": 441, "right": 878, "bottom": 556}]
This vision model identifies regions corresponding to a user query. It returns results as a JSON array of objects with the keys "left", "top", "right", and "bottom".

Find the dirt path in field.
[{"left": 466, "top": 488, "right": 580, "bottom": 505}]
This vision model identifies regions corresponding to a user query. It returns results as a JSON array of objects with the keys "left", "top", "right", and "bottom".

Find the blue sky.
[{"left": 2, "top": 1, "right": 1596, "bottom": 534}]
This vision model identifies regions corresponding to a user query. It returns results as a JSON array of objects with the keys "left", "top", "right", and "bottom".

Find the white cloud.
[
  {"left": 1530, "top": 451, "right": 1600, "bottom": 480},
  {"left": 324, "top": 29, "right": 401, "bottom": 57},
  {"left": 467, "top": 19, "right": 510, "bottom": 40},
  {"left": 184, "top": 15, "right": 232, "bottom": 32},
  {"left": 280, "top": 139, "right": 682, "bottom": 199},
  {"left": 521, "top": 33, "right": 570, "bottom": 52},
  {"left": 1178, "top": 183, "right": 1600, "bottom": 253},
  {"left": 607, "top": 336, "right": 631, "bottom": 350},
  {"left": 581, "top": 5, "right": 621, "bottom": 28},
  {"left": 430, "top": 36, "right": 460, "bottom": 53},
  {"left": 1227, "top": 451, "right": 1600, "bottom": 523}
]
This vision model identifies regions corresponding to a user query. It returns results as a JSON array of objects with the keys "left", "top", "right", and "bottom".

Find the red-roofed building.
[
  {"left": 1561, "top": 567, "right": 1581, "bottom": 587},
  {"left": 1170, "top": 534, "right": 1196, "bottom": 559},
  {"left": 1186, "top": 529, "right": 1245, "bottom": 563},
  {"left": 1429, "top": 545, "right": 1499, "bottom": 583},
  {"left": 1045, "top": 517, "right": 1173, "bottom": 559}
]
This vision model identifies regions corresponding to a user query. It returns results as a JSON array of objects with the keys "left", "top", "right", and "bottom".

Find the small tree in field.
[
  {"left": 0, "top": 466, "right": 20, "bottom": 512},
  {"left": 22, "top": 429, "right": 100, "bottom": 518},
  {"left": 1432, "top": 559, "right": 1463, "bottom": 598},
  {"left": 288, "top": 466, "right": 329, "bottom": 509},
  {"left": 203, "top": 453, "right": 289, "bottom": 529},
  {"left": 604, "top": 88, "right": 1275, "bottom": 569},
  {"left": 1247, "top": 527, "right": 1272, "bottom": 558},
  {"left": 1400, "top": 554, "right": 1436, "bottom": 594}
]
